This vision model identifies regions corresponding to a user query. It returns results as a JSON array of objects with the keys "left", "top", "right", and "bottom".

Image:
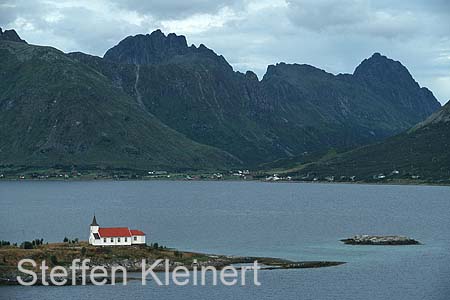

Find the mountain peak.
[
  {"left": 103, "top": 29, "right": 232, "bottom": 71},
  {"left": 104, "top": 29, "right": 189, "bottom": 64},
  {"left": 353, "top": 52, "right": 440, "bottom": 120},
  {"left": 0, "top": 28, "right": 27, "bottom": 43},
  {"left": 353, "top": 52, "right": 429, "bottom": 91},
  {"left": 353, "top": 52, "right": 409, "bottom": 79},
  {"left": 371, "top": 52, "right": 382, "bottom": 58},
  {"left": 150, "top": 29, "right": 164, "bottom": 36}
]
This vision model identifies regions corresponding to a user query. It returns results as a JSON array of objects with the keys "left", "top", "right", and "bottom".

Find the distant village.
[{"left": 0, "top": 167, "right": 424, "bottom": 183}]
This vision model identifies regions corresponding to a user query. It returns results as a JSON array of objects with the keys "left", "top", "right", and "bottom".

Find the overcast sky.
[{"left": 1, "top": 0, "right": 449, "bottom": 104}]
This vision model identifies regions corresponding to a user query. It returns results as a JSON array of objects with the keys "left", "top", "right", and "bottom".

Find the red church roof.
[
  {"left": 130, "top": 229, "right": 145, "bottom": 236},
  {"left": 98, "top": 227, "right": 131, "bottom": 237}
]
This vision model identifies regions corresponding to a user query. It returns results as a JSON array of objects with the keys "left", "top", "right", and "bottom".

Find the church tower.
[
  {"left": 90, "top": 215, "right": 99, "bottom": 233},
  {"left": 89, "top": 215, "right": 99, "bottom": 245}
]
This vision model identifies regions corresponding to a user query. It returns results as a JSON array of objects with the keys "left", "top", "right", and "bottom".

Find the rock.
[{"left": 341, "top": 235, "right": 420, "bottom": 245}]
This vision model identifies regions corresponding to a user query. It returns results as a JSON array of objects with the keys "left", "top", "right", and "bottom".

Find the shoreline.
[
  {"left": 0, "top": 177, "right": 449, "bottom": 187},
  {"left": 0, "top": 242, "right": 345, "bottom": 286}
]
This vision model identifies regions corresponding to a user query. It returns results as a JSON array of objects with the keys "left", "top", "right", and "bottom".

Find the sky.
[{"left": 1, "top": 0, "right": 449, "bottom": 104}]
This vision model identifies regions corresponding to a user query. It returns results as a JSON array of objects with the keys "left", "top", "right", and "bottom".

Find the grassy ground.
[{"left": 0, "top": 242, "right": 213, "bottom": 270}]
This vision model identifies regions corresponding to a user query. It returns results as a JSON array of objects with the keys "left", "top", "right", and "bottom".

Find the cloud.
[
  {"left": 111, "top": 0, "right": 241, "bottom": 19},
  {"left": 285, "top": 0, "right": 432, "bottom": 39},
  {"left": 0, "top": 0, "right": 449, "bottom": 103},
  {"left": 286, "top": 0, "right": 369, "bottom": 32},
  {"left": 160, "top": 7, "right": 240, "bottom": 34}
]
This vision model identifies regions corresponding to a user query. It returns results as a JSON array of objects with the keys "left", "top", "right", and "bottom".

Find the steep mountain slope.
[
  {"left": 75, "top": 32, "right": 281, "bottom": 164},
  {"left": 291, "top": 101, "right": 450, "bottom": 181},
  {"left": 1, "top": 29, "right": 442, "bottom": 172},
  {"left": 78, "top": 31, "right": 440, "bottom": 165},
  {"left": 0, "top": 40, "right": 240, "bottom": 171},
  {"left": 262, "top": 53, "right": 440, "bottom": 133},
  {"left": 260, "top": 62, "right": 414, "bottom": 147}
]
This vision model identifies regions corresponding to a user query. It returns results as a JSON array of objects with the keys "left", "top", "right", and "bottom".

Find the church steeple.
[{"left": 90, "top": 215, "right": 99, "bottom": 226}]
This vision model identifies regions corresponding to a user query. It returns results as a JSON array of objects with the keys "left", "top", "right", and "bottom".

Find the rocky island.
[{"left": 341, "top": 235, "right": 421, "bottom": 245}]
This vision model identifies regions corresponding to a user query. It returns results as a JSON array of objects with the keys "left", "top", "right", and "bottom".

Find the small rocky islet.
[{"left": 341, "top": 235, "right": 421, "bottom": 245}]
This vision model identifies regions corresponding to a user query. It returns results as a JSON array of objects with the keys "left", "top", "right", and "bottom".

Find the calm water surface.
[{"left": 1, "top": 181, "right": 449, "bottom": 299}]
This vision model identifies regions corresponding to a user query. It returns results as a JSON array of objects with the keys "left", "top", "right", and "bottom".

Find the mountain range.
[{"left": 0, "top": 28, "right": 443, "bottom": 174}]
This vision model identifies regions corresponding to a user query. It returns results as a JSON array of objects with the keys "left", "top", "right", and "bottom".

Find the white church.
[{"left": 89, "top": 215, "right": 146, "bottom": 246}]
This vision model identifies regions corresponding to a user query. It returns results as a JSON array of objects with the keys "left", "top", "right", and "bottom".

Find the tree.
[
  {"left": 32, "top": 239, "right": 43, "bottom": 246},
  {"left": 63, "top": 237, "right": 69, "bottom": 243},
  {"left": 0, "top": 240, "right": 10, "bottom": 247}
]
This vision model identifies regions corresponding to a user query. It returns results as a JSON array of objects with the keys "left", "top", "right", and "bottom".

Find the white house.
[{"left": 89, "top": 215, "right": 146, "bottom": 246}]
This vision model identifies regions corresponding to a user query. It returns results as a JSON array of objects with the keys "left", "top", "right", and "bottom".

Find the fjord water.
[{"left": 1, "top": 181, "right": 449, "bottom": 299}]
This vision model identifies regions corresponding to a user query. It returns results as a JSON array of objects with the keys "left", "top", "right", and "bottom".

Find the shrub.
[
  {"left": 21, "top": 241, "right": 33, "bottom": 249},
  {"left": 50, "top": 255, "right": 58, "bottom": 265}
]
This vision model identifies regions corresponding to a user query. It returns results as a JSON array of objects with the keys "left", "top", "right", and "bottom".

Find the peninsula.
[{"left": 0, "top": 242, "right": 345, "bottom": 285}]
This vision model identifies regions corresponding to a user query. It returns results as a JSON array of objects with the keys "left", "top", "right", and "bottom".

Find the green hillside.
[
  {"left": 0, "top": 40, "right": 240, "bottom": 172},
  {"left": 279, "top": 102, "right": 450, "bottom": 183}
]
